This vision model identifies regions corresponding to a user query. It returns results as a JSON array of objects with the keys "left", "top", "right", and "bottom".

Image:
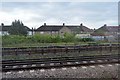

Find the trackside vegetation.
[
  {"left": 2, "top": 33, "right": 95, "bottom": 47},
  {"left": 8, "top": 20, "right": 28, "bottom": 36}
]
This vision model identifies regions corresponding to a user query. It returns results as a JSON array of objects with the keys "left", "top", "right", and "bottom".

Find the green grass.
[
  {"left": 2, "top": 42, "right": 88, "bottom": 48},
  {"left": 2, "top": 34, "right": 95, "bottom": 47},
  {"left": 3, "top": 42, "right": 120, "bottom": 48},
  {"left": 2, "top": 35, "right": 120, "bottom": 48}
]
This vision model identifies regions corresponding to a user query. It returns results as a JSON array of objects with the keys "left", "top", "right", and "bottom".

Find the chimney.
[
  {"left": 80, "top": 23, "right": 83, "bottom": 26},
  {"left": 63, "top": 23, "right": 65, "bottom": 26},
  {"left": 44, "top": 23, "right": 46, "bottom": 26},
  {"left": 104, "top": 24, "right": 107, "bottom": 26},
  {"left": 1, "top": 23, "right": 4, "bottom": 27}
]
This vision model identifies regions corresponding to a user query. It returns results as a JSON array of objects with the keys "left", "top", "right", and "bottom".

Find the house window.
[
  {"left": 0, "top": 31, "right": 2, "bottom": 35},
  {"left": 40, "top": 32, "right": 44, "bottom": 34},
  {"left": 56, "top": 31, "right": 58, "bottom": 34},
  {"left": 52, "top": 31, "right": 55, "bottom": 33},
  {"left": 2, "top": 31, "right": 9, "bottom": 35},
  {"left": 27, "top": 31, "right": 32, "bottom": 35}
]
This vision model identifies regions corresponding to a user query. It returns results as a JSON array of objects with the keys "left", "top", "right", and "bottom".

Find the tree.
[{"left": 8, "top": 20, "right": 28, "bottom": 36}]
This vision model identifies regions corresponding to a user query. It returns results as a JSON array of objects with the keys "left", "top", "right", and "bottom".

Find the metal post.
[
  {"left": 15, "top": 49, "right": 17, "bottom": 56},
  {"left": 41, "top": 48, "right": 44, "bottom": 55},
  {"left": 28, "top": 49, "right": 31, "bottom": 55},
  {"left": 78, "top": 46, "right": 81, "bottom": 53},
  {"left": 54, "top": 47, "right": 56, "bottom": 54},
  {"left": 65, "top": 47, "right": 68, "bottom": 53},
  {"left": 109, "top": 42, "right": 112, "bottom": 52}
]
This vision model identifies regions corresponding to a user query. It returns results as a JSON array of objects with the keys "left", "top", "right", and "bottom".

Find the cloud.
[
  {"left": 0, "top": 8, "right": 41, "bottom": 27},
  {"left": 0, "top": 2, "right": 118, "bottom": 29},
  {"left": 1, "top": 0, "right": 120, "bottom": 2}
]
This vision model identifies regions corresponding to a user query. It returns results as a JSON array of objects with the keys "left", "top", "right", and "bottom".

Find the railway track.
[
  {"left": 2, "top": 44, "right": 119, "bottom": 55},
  {"left": 2, "top": 54, "right": 120, "bottom": 72},
  {"left": 2, "top": 43, "right": 120, "bottom": 50}
]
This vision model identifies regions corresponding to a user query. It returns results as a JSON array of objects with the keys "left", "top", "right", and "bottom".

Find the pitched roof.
[
  {"left": 0, "top": 25, "right": 32, "bottom": 31},
  {"left": 68, "top": 25, "right": 93, "bottom": 32},
  {"left": 35, "top": 25, "right": 63, "bottom": 31},
  {"left": 24, "top": 26, "right": 32, "bottom": 31},
  {"left": 105, "top": 26, "right": 119, "bottom": 32},
  {"left": 91, "top": 25, "right": 120, "bottom": 36},
  {"left": 36, "top": 24, "right": 93, "bottom": 32},
  {"left": 1, "top": 25, "right": 11, "bottom": 31}
]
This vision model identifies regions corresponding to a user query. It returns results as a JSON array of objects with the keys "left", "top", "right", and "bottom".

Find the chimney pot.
[
  {"left": 1, "top": 23, "right": 4, "bottom": 26},
  {"left": 104, "top": 24, "right": 107, "bottom": 26},
  {"left": 80, "top": 23, "right": 83, "bottom": 26},
  {"left": 63, "top": 23, "right": 65, "bottom": 26},
  {"left": 44, "top": 23, "right": 46, "bottom": 26}
]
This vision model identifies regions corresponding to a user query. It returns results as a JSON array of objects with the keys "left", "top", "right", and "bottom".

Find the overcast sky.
[{"left": 0, "top": 2, "right": 118, "bottom": 29}]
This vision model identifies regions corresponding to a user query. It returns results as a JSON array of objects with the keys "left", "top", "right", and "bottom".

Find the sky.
[{"left": 0, "top": 2, "right": 118, "bottom": 29}]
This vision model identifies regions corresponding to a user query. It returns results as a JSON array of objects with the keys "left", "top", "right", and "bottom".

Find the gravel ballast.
[{"left": 2, "top": 63, "right": 119, "bottom": 78}]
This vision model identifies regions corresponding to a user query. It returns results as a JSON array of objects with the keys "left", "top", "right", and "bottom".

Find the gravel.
[{"left": 2, "top": 63, "right": 119, "bottom": 78}]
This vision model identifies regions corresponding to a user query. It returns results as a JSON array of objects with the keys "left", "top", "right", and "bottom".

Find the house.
[
  {"left": 35, "top": 23, "right": 93, "bottom": 38},
  {"left": 91, "top": 24, "right": 120, "bottom": 42},
  {"left": 0, "top": 23, "right": 33, "bottom": 36}
]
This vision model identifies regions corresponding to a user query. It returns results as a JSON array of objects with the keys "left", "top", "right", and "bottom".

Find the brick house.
[
  {"left": 35, "top": 23, "right": 93, "bottom": 38},
  {"left": 91, "top": 24, "right": 120, "bottom": 42},
  {"left": 0, "top": 23, "right": 33, "bottom": 35}
]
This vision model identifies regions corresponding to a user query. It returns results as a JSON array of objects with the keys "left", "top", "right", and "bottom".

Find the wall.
[
  {"left": 75, "top": 34, "right": 91, "bottom": 38},
  {"left": 0, "top": 31, "right": 9, "bottom": 36},
  {"left": 35, "top": 31, "right": 59, "bottom": 35},
  {"left": 59, "top": 26, "right": 72, "bottom": 36}
]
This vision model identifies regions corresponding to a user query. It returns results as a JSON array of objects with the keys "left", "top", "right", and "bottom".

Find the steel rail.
[
  {"left": 2, "top": 54, "right": 119, "bottom": 64},
  {"left": 2, "top": 54, "right": 120, "bottom": 72},
  {"left": 2, "top": 43, "right": 119, "bottom": 50}
]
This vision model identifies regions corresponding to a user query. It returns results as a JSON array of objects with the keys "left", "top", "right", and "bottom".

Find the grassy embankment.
[
  {"left": 2, "top": 34, "right": 97, "bottom": 48},
  {"left": 2, "top": 34, "right": 119, "bottom": 60},
  {"left": 2, "top": 34, "right": 119, "bottom": 48}
]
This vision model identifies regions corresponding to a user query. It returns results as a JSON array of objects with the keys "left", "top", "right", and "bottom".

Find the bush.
[
  {"left": 62, "top": 33, "right": 75, "bottom": 43},
  {"left": 2, "top": 34, "right": 95, "bottom": 47},
  {"left": 50, "top": 35, "right": 62, "bottom": 43},
  {"left": 2, "top": 35, "right": 26, "bottom": 45},
  {"left": 76, "top": 38, "right": 94, "bottom": 42}
]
